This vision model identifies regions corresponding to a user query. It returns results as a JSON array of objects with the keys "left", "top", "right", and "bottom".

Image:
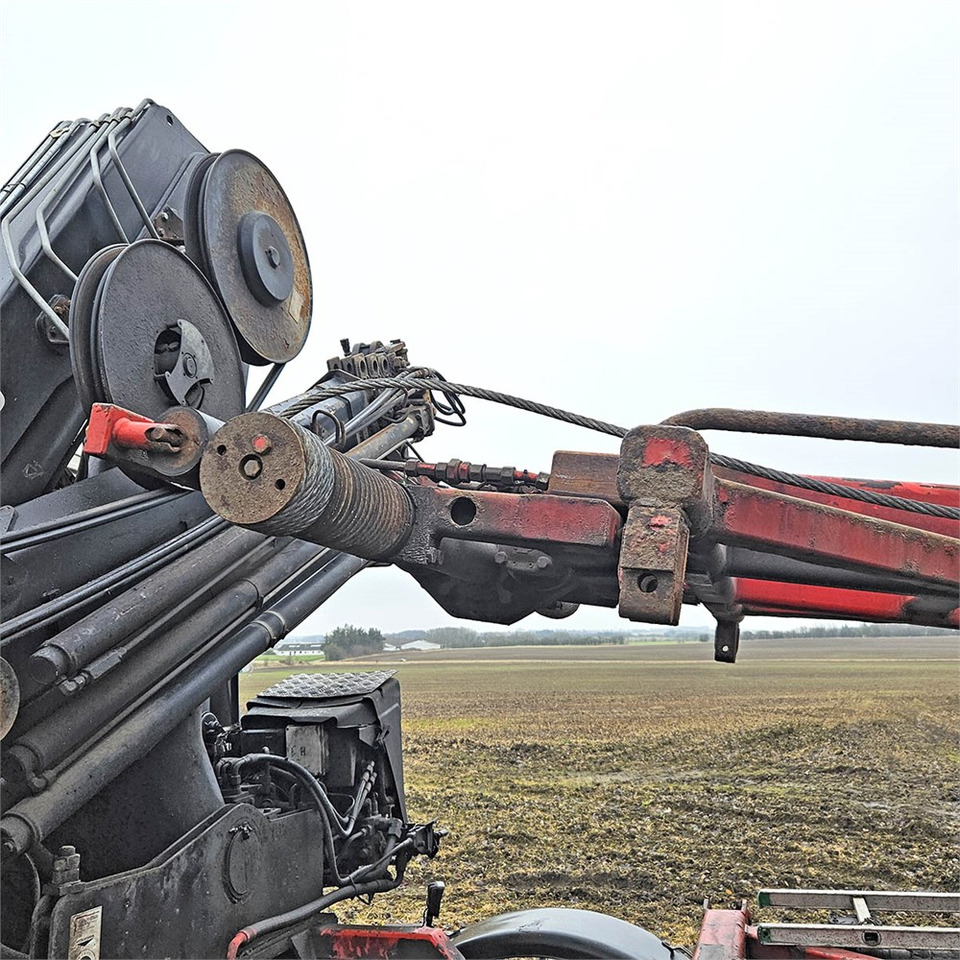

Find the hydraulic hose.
[
  {"left": 0, "top": 551, "right": 366, "bottom": 858},
  {"left": 225, "top": 877, "right": 403, "bottom": 959}
]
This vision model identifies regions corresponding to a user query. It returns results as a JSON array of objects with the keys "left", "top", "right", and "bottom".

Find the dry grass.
[{"left": 239, "top": 636, "right": 960, "bottom": 946}]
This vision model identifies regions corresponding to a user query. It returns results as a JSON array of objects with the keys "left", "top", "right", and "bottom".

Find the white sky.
[{"left": 2, "top": 2, "right": 957, "bottom": 635}]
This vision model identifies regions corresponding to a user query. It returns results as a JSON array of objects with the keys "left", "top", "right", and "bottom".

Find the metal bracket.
[
  {"left": 153, "top": 205, "right": 184, "bottom": 245},
  {"left": 154, "top": 318, "right": 215, "bottom": 406},
  {"left": 616, "top": 426, "right": 711, "bottom": 625}
]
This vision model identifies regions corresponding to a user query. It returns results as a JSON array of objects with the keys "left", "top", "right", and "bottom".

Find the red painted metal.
[
  {"left": 84, "top": 403, "right": 158, "bottom": 455},
  {"left": 713, "top": 466, "right": 959, "bottom": 539},
  {"left": 429, "top": 487, "right": 622, "bottom": 549},
  {"left": 692, "top": 912, "right": 889, "bottom": 960},
  {"left": 226, "top": 931, "right": 249, "bottom": 959},
  {"left": 692, "top": 907, "right": 748, "bottom": 959},
  {"left": 811, "top": 476, "right": 960, "bottom": 508},
  {"left": 735, "top": 579, "right": 959, "bottom": 626},
  {"left": 308, "top": 925, "right": 465, "bottom": 959},
  {"left": 84, "top": 402, "right": 182, "bottom": 456},
  {"left": 642, "top": 436, "right": 696, "bottom": 469},
  {"left": 713, "top": 479, "right": 960, "bottom": 588}
]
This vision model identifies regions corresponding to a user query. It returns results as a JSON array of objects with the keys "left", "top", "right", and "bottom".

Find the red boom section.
[
  {"left": 734, "top": 580, "right": 960, "bottom": 627},
  {"left": 712, "top": 479, "right": 958, "bottom": 587}
]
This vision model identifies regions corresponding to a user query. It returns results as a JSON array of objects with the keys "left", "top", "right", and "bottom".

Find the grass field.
[{"left": 239, "top": 637, "right": 959, "bottom": 946}]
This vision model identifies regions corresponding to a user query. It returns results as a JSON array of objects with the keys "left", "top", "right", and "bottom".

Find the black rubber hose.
[
  {"left": 233, "top": 754, "right": 348, "bottom": 886},
  {"left": 227, "top": 878, "right": 402, "bottom": 958},
  {"left": 0, "top": 490, "right": 182, "bottom": 553},
  {"left": 238, "top": 755, "right": 348, "bottom": 832}
]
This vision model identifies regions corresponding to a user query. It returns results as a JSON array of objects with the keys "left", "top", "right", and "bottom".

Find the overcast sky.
[{"left": 2, "top": 2, "right": 957, "bottom": 635}]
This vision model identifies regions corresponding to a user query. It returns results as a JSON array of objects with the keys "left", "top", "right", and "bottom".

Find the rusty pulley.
[{"left": 185, "top": 150, "right": 312, "bottom": 365}]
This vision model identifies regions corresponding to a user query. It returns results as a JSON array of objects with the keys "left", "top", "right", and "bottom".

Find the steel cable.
[
  {"left": 286, "top": 376, "right": 959, "bottom": 521},
  {"left": 708, "top": 454, "right": 960, "bottom": 521}
]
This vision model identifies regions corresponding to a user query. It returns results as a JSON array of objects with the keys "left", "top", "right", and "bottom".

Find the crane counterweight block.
[{"left": 200, "top": 411, "right": 415, "bottom": 559}]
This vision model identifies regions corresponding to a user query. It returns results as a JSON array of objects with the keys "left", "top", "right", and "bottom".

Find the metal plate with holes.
[
  {"left": 188, "top": 150, "right": 312, "bottom": 365},
  {"left": 260, "top": 671, "right": 396, "bottom": 699},
  {"left": 91, "top": 240, "right": 244, "bottom": 420}
]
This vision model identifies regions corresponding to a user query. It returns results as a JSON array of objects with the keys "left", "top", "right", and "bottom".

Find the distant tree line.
[
  {"left": 387, "top": 625, "right": 625, "bottom": 648},
  {"left": 315, "top": 621, "right": 952, "bottom": 659},
  {"left": 742, "top": 623, "right": 955, "bottom": 640},
  {"left": 324, "top": 625, "right": 385, "bottom": 661}
]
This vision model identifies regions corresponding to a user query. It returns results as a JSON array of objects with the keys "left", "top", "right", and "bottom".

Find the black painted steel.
[
  {"left": 722, "top": 547, "right": 959, "bottom": 599},
  {"left": 46, "top": 802, "right": 325, "bottom": 959},
  {"left": 0, "top": 550, "right": 366, "bottom": 858},
  {"left": 68, "top": 244, "right": 125, "bottom": 413},
  {"left": 1, "top": 104, "right": 209, "bottom": 506},
  {"left": 92, "top": 240, "right": 245, "bottom": 420},
  {"left": 0, "top": 475, "right": 211, "bottom": 639},
  {"left": 26, "top": 527, "right": 273, "bottom": 687}
]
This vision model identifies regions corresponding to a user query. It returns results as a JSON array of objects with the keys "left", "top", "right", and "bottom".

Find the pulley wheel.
[
  {"left": 69, "top": 244, "right": 125, "bottom": 412},
  {"left": 91, "top": 239, "right": 245, "bottom": 421},
  {"left": 187, "top": 149, "right": 312, "bottom": 365},
  {"left": 182, "top": 151, "right": 218, "bottom": 274}
]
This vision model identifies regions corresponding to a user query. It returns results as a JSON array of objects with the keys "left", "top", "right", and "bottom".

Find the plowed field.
[{"left": 239, "top": 636, "right": 959, "bottom": 946}]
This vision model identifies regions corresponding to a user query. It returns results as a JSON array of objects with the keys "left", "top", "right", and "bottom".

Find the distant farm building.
[
  {"left": 397, "top": 639, "right": 442, "bottom": 652},
  {"left": 275, "top": 637, "right": 326, "bottom": 656}
]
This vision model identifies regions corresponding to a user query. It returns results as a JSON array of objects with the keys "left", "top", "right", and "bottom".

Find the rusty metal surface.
[
  {"left": 201, "top": 412, "right": 312, "bottom": 526},
  {"left": 663, "top": 408, "right": 960, "bottom": 448},
  {"left": 713, "top": 479, "right": 960, "bottom": 588},
  {"left": 303, "top": 925, "right": 466, "bottom": 960},
  {"left": 617, "top": 505, "right": 689, "bottom": 624},
  {"left": 193, "top": 150, "right": 312, "bottom": 364},
  {"left": 614, "top": 427, "right": 710, "bottom": 625},
  {"left": 618, "top": 426, "right": 712, "bottom": 532},
  {"left": 201, "top": 412, "right": 415, "bottom": 559},
  {"left": 692, "top": 907, "right": 748, "bottom": 960},
  {"left": 712, "top": 465, "right": 959, "bottom": 539},
  {"left": 547, "top": 450, "right": 622, "bottom": 505},
  {"left": 389, "top": 486, "right": 622, "bottom": 625},
  {"left": 809, "top": 476, "right": 960, "bottom": 507},
  {"left": 398, "top": 486, "right": 621, "bottom": 560}
]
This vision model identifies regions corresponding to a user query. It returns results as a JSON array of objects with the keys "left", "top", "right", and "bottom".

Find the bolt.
[
  {"left": 265, "top": 245, "right": 281, "bottom": 268},
  {"left": 145, "top": 426, "right": 184, "bottom": 449},
  {"left": 240, "top": 455, "right": 263, "bottom": 479},
  {"left": 493, "top": 550, "right": 507, "bottom": 565},
  {"left": 182, "top": 354, "right": 198, "bottom": 377},
  {"left": 160, "top": 211, "right": 170, "bottom": 222},
  {"left": 536, "top": 555, "right": 552, "bottom": 569},
  {"left": 252, "top": 434, "right": 272, "bottom": 454}
]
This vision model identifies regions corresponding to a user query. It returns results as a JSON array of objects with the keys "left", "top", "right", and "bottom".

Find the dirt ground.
[{"left": 239, "top": 636, "right": 959, "bottom": 947}]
